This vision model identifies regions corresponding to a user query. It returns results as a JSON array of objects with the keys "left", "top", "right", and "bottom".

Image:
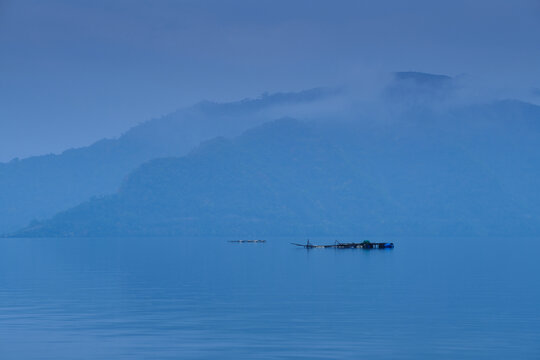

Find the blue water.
[{"left": 0, "top": 237, "right": 539, "bottom": 359}]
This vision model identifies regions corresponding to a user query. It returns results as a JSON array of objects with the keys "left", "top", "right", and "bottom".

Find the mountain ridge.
[
  {"left": 0, "top": 88, "right": 335, "bottom": 233},
  {"left": 11, "top": 100, "right": 540, "bottom": 237}
]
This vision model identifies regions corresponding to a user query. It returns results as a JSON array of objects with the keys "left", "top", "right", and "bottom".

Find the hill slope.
[
  {"left": 0, "top": 89, "right": 333, "bottom": 233},
  {"left": 14, "top": 100, "right": 540, "bottom": 237}
]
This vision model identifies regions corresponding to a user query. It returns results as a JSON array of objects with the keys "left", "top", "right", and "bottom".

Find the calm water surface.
[{"left": 0, "top": 237, "right": 539, "bottom": 359}]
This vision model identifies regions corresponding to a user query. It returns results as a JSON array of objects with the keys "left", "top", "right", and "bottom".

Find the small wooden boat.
[
  {"left": 228, "top": 240, "right": 266, "bottom": 243},
  {"left": 290, "top": 240, "right": 322, "bottom": 248}
]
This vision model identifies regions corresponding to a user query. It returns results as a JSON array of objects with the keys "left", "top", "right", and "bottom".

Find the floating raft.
[
  {"left": 291, "top": 240, "right": 394, "bottom": 249},
  {"left": 229, "top": 240, "right": 266, "bottom": 243}
]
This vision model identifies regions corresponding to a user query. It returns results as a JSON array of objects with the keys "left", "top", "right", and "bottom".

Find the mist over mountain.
[
  {"left": 0, "top": 88, "right": 334, "bottom": 233},
  {"left": 13, "top": 93, "right": 540, "bottom": 238}
]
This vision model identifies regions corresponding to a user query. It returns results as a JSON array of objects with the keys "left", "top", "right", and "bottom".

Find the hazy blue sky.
[{"left": 1, "top": 0, "right": 539, "bottom": 161}]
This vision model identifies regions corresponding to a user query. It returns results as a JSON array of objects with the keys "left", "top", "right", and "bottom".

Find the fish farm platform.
[{"left": 291, "top": 241, "right": 394, "bottom": 249}]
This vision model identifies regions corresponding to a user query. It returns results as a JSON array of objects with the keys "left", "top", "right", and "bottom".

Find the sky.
[{"left": 1, "top": 0, "right": 539, "bottom": 162}]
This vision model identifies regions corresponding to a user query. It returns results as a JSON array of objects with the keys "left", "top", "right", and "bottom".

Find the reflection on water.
[{"left": 0, "top": 237, "right": 539, "bottom": 359}]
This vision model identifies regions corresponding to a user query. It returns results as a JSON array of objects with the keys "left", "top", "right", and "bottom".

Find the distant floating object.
[
  {"left": 228, "top": 240, "right": 266, "bottom": 243},
  {"left": 290, "top": 240, "right": 394, "bottom": 249}
]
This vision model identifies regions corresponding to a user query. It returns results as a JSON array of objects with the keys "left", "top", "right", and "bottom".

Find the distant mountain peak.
[
  {"left": 394, "top": 71, "right": 452, "bottom": 84},
  {"left": 191, "top": 87, "right": 340, "bottom": 115},
  {"left": 383, "top": 71, "right": 455, "bottom": 103}
]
